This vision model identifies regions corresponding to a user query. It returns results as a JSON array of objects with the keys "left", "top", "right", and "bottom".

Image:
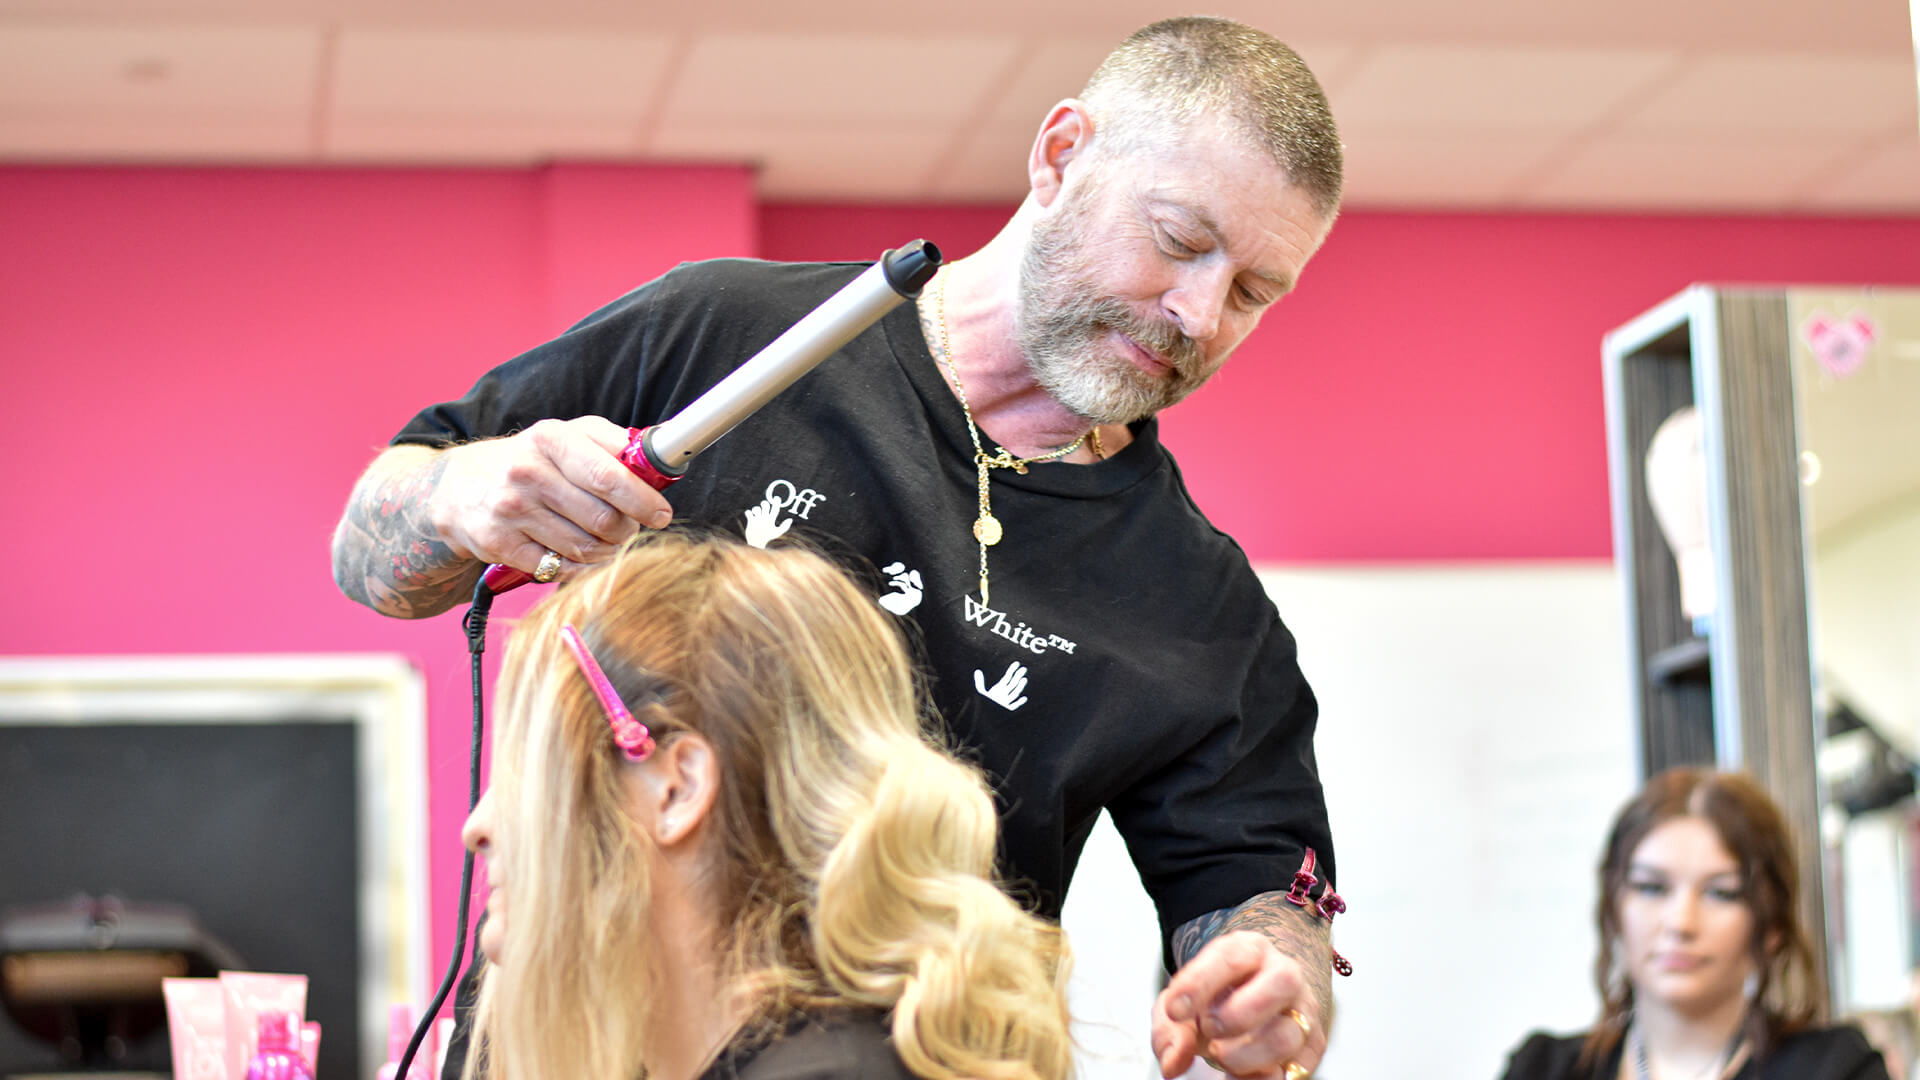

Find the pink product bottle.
[
  {"left": 378, "top": 1003, "right": 434, "bottom": 1080},
  {"left": 246, "top": 1010, "right": 317, "bottom": 1080}
]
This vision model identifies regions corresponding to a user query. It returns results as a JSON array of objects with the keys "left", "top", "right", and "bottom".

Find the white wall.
[{"left": 1060, "top": 562, "right": 1637, "bottom": 1080}]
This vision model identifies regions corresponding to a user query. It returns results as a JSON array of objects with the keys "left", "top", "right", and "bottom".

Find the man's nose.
[{"left": 1163, "top": 266, "right": 1228, "bottom": 342}]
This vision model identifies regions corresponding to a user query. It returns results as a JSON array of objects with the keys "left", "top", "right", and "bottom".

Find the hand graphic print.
[
  {"left": 975, "top": 661, "right": 1029, "bottom": 711},
  {"left": 877, "top": 561, "right": 924, "bottom": 615},
  {"left": 742, "top": 494, "right": 793, "bottom": 548}
]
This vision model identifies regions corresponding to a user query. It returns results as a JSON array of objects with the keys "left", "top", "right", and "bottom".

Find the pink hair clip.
[{"left": 559, "top": 623, "right": 655, "bottom": 762}]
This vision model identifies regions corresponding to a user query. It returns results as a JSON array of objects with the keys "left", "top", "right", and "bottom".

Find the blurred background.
[{"left": 1, "top": 1, "right": 1917, "bottom": 1077}]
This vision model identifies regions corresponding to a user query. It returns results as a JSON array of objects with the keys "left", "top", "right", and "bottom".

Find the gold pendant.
[{"left": 973, "top": 514, "right": 1003, "bottom": 546}]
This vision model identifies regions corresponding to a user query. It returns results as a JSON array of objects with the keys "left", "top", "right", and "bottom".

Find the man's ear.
[
  {"left": 1028, "top": 99, "right": 1094, "bottom": 208},
  {"left": 631, "top": 733, "right": 718, "bottom": 848}
]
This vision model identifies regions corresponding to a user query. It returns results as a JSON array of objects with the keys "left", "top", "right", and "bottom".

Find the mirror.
[{"left": 1788, "top": 287, "right": 1920, "bottom": 1055}]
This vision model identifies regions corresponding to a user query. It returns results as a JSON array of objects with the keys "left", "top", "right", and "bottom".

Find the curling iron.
[{"left": 481, "top": 239, "right": 944, "bottom": 593}]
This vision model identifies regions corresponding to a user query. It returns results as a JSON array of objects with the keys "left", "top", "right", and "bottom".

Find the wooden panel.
[{"left": 1709, "top": 291, "right": 1826, "bottom": 998}]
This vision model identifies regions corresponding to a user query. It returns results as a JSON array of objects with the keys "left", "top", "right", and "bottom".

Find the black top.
[
  {"left": 703, "top": 1012, "right": 913, "bottom": 1080},
  {"left": 397, "top": 258, "right": 1333, "bottom": 948},
  {"left": 1498, "top": 1026, "right": 1891, "bottom": 1080}
]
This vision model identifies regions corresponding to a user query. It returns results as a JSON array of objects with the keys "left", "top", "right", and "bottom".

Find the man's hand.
[
  {"left": 429, "top": 416, "right": 674, "bottom": 578},
  {"left": 332, "top": 416, "right": 674, "bottom": 618},
  {"left": 1152, "top": 931, "right": 1324, "bottom": 1079}
]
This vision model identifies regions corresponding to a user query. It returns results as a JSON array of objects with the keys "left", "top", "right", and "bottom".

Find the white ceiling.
[{"left": 1, "top": 0, "right": 1917, "bottom": 212}]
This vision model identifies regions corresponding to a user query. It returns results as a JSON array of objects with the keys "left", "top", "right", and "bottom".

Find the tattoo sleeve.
[
  {"left": 1172, "top": 890, "right": 1335, "bottom": 1026},
  {"left": 331, "top": 449, "right": 482, "bottom": 619}
]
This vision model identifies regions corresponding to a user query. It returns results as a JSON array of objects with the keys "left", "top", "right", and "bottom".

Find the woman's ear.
[{"left": 629, "top": 733, "right": 719, "bottom": 848}]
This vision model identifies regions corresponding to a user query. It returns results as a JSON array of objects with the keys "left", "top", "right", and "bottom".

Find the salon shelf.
[{"left": 1646, "top": 638, "right": 1711, "bottom": 686}]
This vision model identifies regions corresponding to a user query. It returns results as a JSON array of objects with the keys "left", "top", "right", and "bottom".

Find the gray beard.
[{"left": 1015, "top": 201, "right": 1209, "bottom": 425}]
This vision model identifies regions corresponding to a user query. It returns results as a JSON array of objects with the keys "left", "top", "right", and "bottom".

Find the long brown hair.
[
  {"left": 464, "top": 530, "right": 1072, "bottom": 1080},
  {"left": 1581, "top": 768, "right": 1823, "bottom": 1067}
]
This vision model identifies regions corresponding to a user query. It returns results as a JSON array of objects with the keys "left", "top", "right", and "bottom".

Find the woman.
[
  {"left": 1500, "top": 768, "right": 1887, "bottom": 1080},
  {"left": 458, "top": 531, "right": 1073, "bottom": 1080}
]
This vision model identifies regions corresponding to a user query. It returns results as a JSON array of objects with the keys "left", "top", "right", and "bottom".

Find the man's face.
[{"left": 1017, "top": 119, "right": 1331, "bottom": 425}]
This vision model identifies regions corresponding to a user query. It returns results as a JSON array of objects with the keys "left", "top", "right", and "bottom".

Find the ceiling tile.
[
  {"left": 659, "top": 33, "right": 1021, "bottom": 122},
  {"left": 1518, "top": 134, "right": 1864, "bottom": 210},
  {"left": 0, "top": 22, "right": 321, "bottom": 111},
  {"left": 651, "top": 118, "right": 953, "bottom": 199},
  {"left": 333, "top": 28, "right": 676, "bottom": 115},
  {"left": 978, "top": 37, "right": 1122, "bottom": 127},
  {"left": 926, "top": 114, "right": 1035, "bottom": 201},
  {"left": 1328, "top": 45, "right": 1679, "bottom": 135},
  {"left": 0, "top": 112, "right": 310, "bottom": 158},
  {"left": 325, "top": 113, "right": 642, "bottom": 162},
  {"left": 0, "top": 4, "right": 1915, "bottom": 215},
  {"left": 1795, "top": 134, "right": 1920, "bottom": 212},
  {"left": 1340, "top": 131, "right": 1569, "bottom": 207},
  {"left": 1610, "top": 53, "right": 1917, "bottom": 136}
]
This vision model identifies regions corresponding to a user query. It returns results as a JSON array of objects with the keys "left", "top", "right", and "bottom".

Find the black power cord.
[{"left": 393, "top": 577, "right": 493, "bottom": 1080}]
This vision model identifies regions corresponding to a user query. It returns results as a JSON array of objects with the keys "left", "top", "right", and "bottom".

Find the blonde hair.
[
  {"left": 1080, "top": 16, "right": 1343, "bottom": 220},
  {"left": 464, "top": 530, "right": 1072, "bottom": 1080}
]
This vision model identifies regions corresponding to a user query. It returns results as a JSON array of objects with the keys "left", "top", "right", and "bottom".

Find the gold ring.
[
  {"left": 1284, "top": 1008, "right": 1311, "bottom": 1038},
  {"left": 534, "top": 550, "right": 564, "bottom": 583},
  {"left": 1284, "top": 1064, "right": 1309, "bottom": 1080}
]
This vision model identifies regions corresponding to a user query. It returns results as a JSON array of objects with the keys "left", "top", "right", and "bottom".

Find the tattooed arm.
[
  {"left": 330, "top": 418, "right": 675, "bottom": 619},
  {"left": 331, "top": 445, "right": 484, "bottom": 619},
  {"left": 1172, "top": 891, "right": 1333, "bottom": 1025},
  {"left": 1151, "top": 891, "right": 1332, "bottom": 1078}
]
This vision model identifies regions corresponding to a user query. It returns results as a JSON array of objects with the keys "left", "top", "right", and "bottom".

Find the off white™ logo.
[
  {"left": 961, "top": 595, "right": 1078, "bottom": 656},
  {"left": 742, "top": 478, "right": 826, "bottom": 548}
]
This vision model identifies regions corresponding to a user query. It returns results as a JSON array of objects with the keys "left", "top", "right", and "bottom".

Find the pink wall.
[
  {"left": 4, "top": 163, "right": 1919, "bottom": 1012},
  {"left": 0, "top": 162, "right": 755, "bottom": 1000}
]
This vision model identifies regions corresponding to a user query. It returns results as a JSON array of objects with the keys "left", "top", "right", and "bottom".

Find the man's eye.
[{"left": 1159, "top": 230, "right": 1198, "bottom": 256}]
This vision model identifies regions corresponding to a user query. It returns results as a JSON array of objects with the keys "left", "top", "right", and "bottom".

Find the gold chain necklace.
[{"left": 935, "top": 273, "right": 1102, "bottom": 604}]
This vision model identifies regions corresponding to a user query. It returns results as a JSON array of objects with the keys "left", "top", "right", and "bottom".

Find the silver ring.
[{"left": 534, "top": 550, "right": 564, "bottom": 583}]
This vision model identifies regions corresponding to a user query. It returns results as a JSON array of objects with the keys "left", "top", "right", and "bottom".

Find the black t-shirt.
[
  {"left": 1498, "top": 1025, "right": 1891, "bottom": 1080},
  {"left": 702, "top": 1012, "right": 912, "bottom": 1080},
  {"left": 397, "top": 258, "right": 1333, "bottom": 946}
]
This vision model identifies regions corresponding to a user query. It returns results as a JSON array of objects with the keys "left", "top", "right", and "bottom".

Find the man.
[{"left": 334, "top": 16, "right": 1345, "bottom": 1079}]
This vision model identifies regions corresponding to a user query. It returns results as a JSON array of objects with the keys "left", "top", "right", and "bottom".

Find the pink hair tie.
[
  {"left": 1282, "top": 848, "right": 1355, "bottom": 977},
  {"left": 559, "top": 623, "right": 655, "bottom": 762}
]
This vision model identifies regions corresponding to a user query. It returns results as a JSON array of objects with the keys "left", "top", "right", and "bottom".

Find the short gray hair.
[{"left": 1079, "top": 16, "right": 1343, "bottom": 220}]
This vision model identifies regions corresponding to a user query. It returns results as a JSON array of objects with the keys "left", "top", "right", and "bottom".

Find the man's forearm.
[
  {"left": 1172, "top": 890, "right": 1334, "bottom": 1025},
  {"left": 331, "top": 446, "right": 481, "bottom": 619}
]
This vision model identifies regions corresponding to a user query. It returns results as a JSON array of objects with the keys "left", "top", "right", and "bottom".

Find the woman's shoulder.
[
  {"left": 1499, "top": 1030, "right": 1613, "bottom": 1080},
  {"left": 719, "top": 1009, "right": 913, "bottom": 1080},
  {"left": 1759, "top": 1024, "right": 1891, "bottom": 1080}
]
